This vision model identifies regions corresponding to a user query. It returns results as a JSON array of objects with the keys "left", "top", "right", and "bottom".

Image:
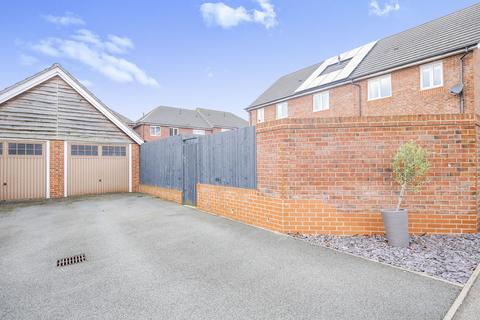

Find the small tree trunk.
[{"left": 396, "top": 183, "right": 407, "bottom": 211}]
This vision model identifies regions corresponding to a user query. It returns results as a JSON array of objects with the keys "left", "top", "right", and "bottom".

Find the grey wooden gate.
[
  {"left": 140, "top": 126, "right": 256, "bottom": 206},
  {"left": 182, "top": 138, "right": 198, "bottom": 206}
]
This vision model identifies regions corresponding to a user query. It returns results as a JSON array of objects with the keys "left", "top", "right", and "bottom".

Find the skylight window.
[
  {"left": 319, "top": 58, "right": 352, "bottom": 77},
  {"left": 295, "top": 41, "right": 377, "bottom": 93}
]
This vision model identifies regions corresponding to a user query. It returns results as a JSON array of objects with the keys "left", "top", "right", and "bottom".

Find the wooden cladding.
[{"left": 0, "top": 76, "right": 132, "bottom": 143}]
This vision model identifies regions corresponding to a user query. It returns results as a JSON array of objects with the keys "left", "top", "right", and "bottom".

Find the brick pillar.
[
  {"left": 49, "top": 140, "right": 64, "bottom": 198},
  {"left": 131, "top": 143, "right": 140, "bottom": 192}
]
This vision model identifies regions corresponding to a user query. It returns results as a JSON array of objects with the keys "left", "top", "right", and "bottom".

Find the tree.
[{"left": 392, "top": 142, "right": 429, "bottom": 210}]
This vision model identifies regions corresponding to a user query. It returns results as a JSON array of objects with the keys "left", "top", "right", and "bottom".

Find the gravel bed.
[{"left": 293, "top": 234, "right": 480, "bottom": 284}]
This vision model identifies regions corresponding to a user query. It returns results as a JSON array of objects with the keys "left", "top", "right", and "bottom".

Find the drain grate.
[{"left": 56, "top": 253, "right": 86, "bottom": 267}]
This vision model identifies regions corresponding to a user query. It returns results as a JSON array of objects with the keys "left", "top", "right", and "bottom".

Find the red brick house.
[
  {"left": 247, "top": 4, "right": 480, "bottom": 123},
  {"left": 134, "top": 4, "right": 480, "bottom": 235},
  {"left": 134, "top": 106, "right": 248, "bottom": 142}
]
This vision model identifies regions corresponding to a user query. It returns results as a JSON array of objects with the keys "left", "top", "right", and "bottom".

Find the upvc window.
[
  {"left": 71, "top": 145, "right": 98, "bottom": 156},
  {"left": 102, "top": 146, "right": 126, "bottom": 156},
  {"left": 420, "top": 61, "right": 443, "bottom": 90},
  {"left": 193, "top": 129, "right": 206, "bottom": 135},
  {"left": 8, "top": 143, "right": 43, "bottom": 156},
  {"left": 169, "top": 127, "right": 179, "bottom": 136},
  {"left": 150, "top": 126, "right": 161, "bottom": 136},
  {"left": 257, "top": 108, "right": 265, "bottom": 123},
  {"left": 368, "top": 74, "right": 392, "bottom": 101},
  {"left": 313, "top": 91, "right": 330, "bottom": 112},
  {"left": 276, "top": 102, "right": 288, "bottom": 119}
]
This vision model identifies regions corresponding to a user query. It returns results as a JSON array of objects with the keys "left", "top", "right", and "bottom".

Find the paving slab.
[
  {"left": 0, "top": 194, "right": 460, "bottom": 319},
  {"left": 453, "top": 270, "right": 480, "bottom": 320}
]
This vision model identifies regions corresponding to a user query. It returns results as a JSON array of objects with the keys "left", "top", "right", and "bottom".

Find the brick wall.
[
  {"left": 197, "top": 184, "right": 284, "bottom": 232},
  {"left": 140, "top": 184, "right": 183, "bottom": 204},
  {"left": 197, "top": 114, "right": 480, "bottom": 235},
  {"left": 49, "top": 140, "right": 64, "bottom": 198},
  {"left": 250, "top": 52, "right": 477, "bottom": 123},
  {"left": 197, "top": 184, "right": 477, "bottom": 234}
]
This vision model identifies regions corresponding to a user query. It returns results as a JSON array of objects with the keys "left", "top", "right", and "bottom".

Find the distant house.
[{"left": 134, "top": 106, "right": 248, "bottom": 141}]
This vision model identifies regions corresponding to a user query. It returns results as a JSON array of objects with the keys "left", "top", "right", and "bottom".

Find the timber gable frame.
[{"left": 0, "top": 64, "right": 143, "bottom": 145}]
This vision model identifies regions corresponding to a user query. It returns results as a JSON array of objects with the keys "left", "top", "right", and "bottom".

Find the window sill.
[
  {"left": 420, "top": 84, "right": 443, "bottom": 91},
  {"left": 367, "top": 95, "right": 392, "bottom": 102},
  {"left": 313, "top": 108, "right": 330, "bottom": 113}
]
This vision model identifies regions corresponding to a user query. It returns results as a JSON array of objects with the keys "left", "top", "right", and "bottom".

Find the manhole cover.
[{"left": 56, "top": 253, "right": 86, "bottom": 267}]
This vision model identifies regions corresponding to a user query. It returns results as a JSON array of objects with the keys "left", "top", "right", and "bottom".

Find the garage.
[
  {"left": 0, "top": 64, "right": 143, "bottom": 202},
  {"left": 0, "top": 141, "right": 46, "bottom": 201},
  {"left": 67, "top": 143, "right": 130, "bottom": 196}
]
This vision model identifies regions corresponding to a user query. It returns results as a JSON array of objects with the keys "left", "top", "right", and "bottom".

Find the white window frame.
[
  {"left": 313, "top": 91, "right": 330, "bottom": 112},
  {"left": 150, "top": 126, "right": 161, "bottom": 136},
  {"left": 169, "top": 127, "right": 179, "bottom": 136},
  {"left": 257, "top": 108, "right": 265, "bottom": 123},
  {"left": 192, "top": 129, "right": 206, "bottom": 135},
  {"left": 368, "top": 74, "right": 392, "bottom": 101},
  {"left": 420, "top": 61, "right": 443, "bottom": 90},
  {"left": 276, "top": 102, "right": 288, "bottom": 120},
  {"left": 221, "top": 128, "right": 231, "bottom": 132}
]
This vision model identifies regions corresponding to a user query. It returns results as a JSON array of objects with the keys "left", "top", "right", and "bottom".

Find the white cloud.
[
  {"left": 30, "top": 29, "right": 158, "bottom": 87},
  {"left": 18, "top": 54, "right": 38, "bottom": 66},
  {"left": 207, "top": 72, "right": 214, "bottom": 78},
  {"left": 105, "top": 35, "right": 134, "bottom": 54},
  {"left": 43, "top": 12, "right": 85, "bottom": 26},
  {"left": 369, "top": 0, "right": 400, "bottom": 16},
  {"left": 253, "top": 0, "right": 277, "bottom": 29},
  {"left": 71, "top": 29, "right": 102, "bottom": 45},
  {"left": 200, "top": 0, "right": 277, "bottom": 29},
  {"left": 32, "top": 39, "right": 60, "bottom": 56}
]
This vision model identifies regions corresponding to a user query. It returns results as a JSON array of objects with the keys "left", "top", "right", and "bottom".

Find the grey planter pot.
[{"left": 381, "top": 209, "right": 409, "bottom": 247}]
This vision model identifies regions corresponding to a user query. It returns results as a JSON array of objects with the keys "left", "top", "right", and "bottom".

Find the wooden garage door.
[
  {"left": 67, "top": 143, "right": 129, "bottom": 196},
  {"left": 0, "top": 140, "right": 46, "bottom": 201}
]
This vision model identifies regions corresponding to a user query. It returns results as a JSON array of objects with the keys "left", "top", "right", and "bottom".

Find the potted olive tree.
[{"left": 381, "top": 142, "right": 429, "bottom": 247}]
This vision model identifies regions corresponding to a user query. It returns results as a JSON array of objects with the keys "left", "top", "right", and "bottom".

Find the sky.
[{"left": 0, "top": 0, "right": 478, "bottom": 121}]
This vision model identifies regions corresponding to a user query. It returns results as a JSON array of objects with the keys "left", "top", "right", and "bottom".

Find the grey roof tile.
[
  {"left": 136, "top": 105, "right": 248, "bottom": 129},
  {"left": 196, "top": 108, "right": 248, "bottom": 128},
  {"left": 249, "top": 62, "right": 322, "bottom": 107},
  {"left": 136, "top": 106, "right": 210, "bottom": 128},
  {"left": 350, "top": 3, "right": 480, "bottom": 78}
]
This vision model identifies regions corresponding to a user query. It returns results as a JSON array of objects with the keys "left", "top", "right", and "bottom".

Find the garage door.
[
  {"left": 67, "top": 143, "right": 129, "bottom": 196},
  {"left": 0, "top": 140, "right": 46, "bottom": 201}
]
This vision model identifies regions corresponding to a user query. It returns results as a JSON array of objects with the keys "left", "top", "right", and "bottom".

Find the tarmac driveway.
[{"left": 0, "top": 194, "right": 460, "bottom": 319}]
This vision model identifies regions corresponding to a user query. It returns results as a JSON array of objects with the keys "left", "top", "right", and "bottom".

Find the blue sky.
[{"left": 0, "top": 0, "right": 478, "bottom": 121}]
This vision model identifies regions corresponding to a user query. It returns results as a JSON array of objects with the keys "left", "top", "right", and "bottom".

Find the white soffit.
[{"left": 295, "top": 41, "right": 377, "bottom": 93}]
